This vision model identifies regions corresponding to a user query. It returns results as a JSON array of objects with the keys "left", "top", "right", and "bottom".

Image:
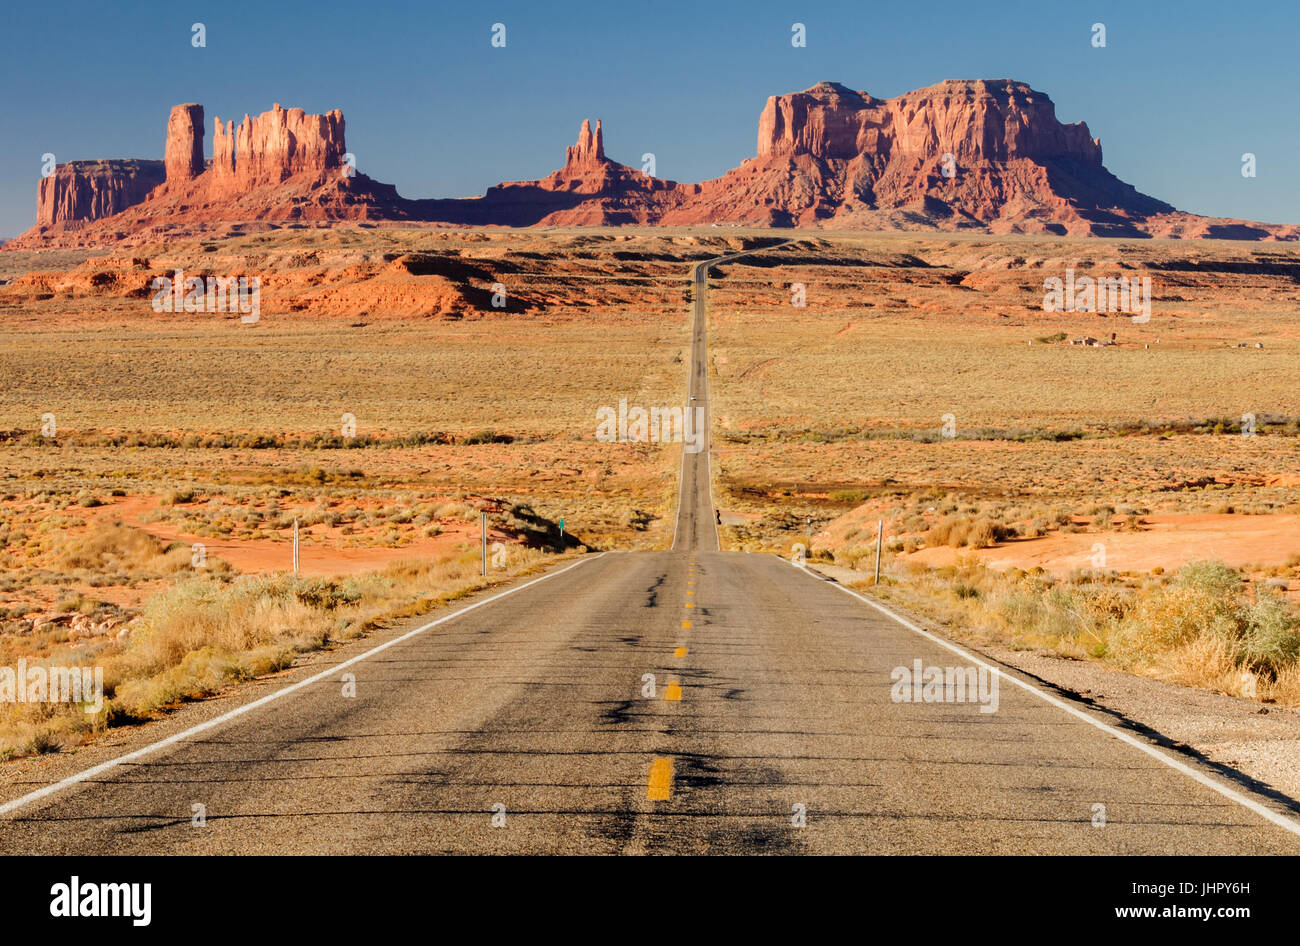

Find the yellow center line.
[
  {"left": 686, "top": 590, "right": 694, "bottom": 596},
  {"left": 647, "top": 757, "right": 673, "bottom": 801},
  {"left": 684, "top": 602, "right": 694, "bottom": 608},
  {"left": 681, "top": 620, "right": 692, "bottom": 629},
  {"left": 664, "top": 681, "right": 682, "bottom": 701},
  {"left": 674, "top": 646, "right": 687, "bottom": 658}
]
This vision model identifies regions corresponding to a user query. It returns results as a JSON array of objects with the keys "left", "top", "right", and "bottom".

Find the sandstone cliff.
[
  {"left": 12, "top": 102, "right": 400, "bottom": 248},
  {"left": 211, "top": 103, "right": 347, "bottom": 190},
  {"left": 9, "top": 80, "right": 1296, "bottom": 248},
  {"left": 34, "top": 160, "right": 166, "bottom": 230},
  {"left": 666, "top": 79, "right": 1176, "bottom": 232}
]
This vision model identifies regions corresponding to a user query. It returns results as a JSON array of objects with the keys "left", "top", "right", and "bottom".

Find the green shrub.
[{"left": 1237, "top": 592, "right": 1300, "bottom": 676}]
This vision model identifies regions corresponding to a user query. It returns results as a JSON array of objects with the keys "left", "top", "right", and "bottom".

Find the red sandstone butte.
[
  {"left": 34, "top": 160, "right": 165, "bottom": 230},
  {"left": 664, "top": 79, "right": 1174, "bottom": 232},
  {"left": 8, "top": 79, "right": 1297, "bottom": 248},
  {"left": 211, "top": 103, "right": 346, "bottom": 191},
  {"left": 10, "top": 102, "right": 403, "bottom": 248},
  {"left": 466, "top": 118, "right": 684, "bottom": 225}
]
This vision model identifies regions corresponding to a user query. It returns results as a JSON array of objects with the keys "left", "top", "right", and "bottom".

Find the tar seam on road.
[
  {"left": 0, "top": 553, "right": 607, "bottom": 819},
  {"left": 779, "top": 557, "right": 1300, "bottom": 839}
]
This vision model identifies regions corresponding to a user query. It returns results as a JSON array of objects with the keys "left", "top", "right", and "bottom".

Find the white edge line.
[
  {"left": 706, "top": 431, "right": 720, "bottom": 551},
  {"left": 779, "top": 556, "right": 1300, "bottom": 839},
  {"left": 0, "top": 552, "right": 606, "bottom": 819}
]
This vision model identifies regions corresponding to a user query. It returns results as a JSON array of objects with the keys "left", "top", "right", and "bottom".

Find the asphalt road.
[{"left": 3, "top": 248, "right": 1299, "bottom": 854}]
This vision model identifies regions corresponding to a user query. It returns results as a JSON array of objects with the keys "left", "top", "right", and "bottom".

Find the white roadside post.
[
  {"left": 293, "top": 518, "right": 300, "bottom": 575},
  {"left": 481, "top": 512, "right": 488, "bottom": 577},
  {"left": 874, "top": 519, "right": 883, "bottom": 585}
]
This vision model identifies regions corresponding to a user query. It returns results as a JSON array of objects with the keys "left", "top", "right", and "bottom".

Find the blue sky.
[{"left": 2, "top": 0, "right": 1297, "bottom": 237}]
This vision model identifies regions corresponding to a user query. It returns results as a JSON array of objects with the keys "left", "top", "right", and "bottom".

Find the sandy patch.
[
  {"left": 83, "top": 495, "right": 493, "bottom": 577},
  {"left": 905, "top": 513, "right": 1300, "bottom": 576}
]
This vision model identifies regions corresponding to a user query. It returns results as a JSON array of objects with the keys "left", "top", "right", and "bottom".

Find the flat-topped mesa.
[
  {"left": 757, "top": 78, "right": 1103, "bottom": 165},
  {"left": 564, "top": 119, "right": 606, "bottom": 171},
  {"left": 164, "top": 104, "right": 205, "bottom": 182},
  {"left": 36, "top": 160, "right": 165, "bottom": 228},
  {"left": 210, "top": 104, "right": 347, "bottom": 190}
]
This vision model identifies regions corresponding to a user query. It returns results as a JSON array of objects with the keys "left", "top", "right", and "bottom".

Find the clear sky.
[{"left": 2, "top": 0, "right": 1297, "bottom": 238}]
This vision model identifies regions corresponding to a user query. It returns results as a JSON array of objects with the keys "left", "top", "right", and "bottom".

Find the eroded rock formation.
[
  {"left": 211, "top": 104, "right": 346, "bottom": 191},
  {"left": 35, "top": 160, "right": 166, "bottom": 229},
  {"left": 164, "top": 104, "right": 205, "bottom": 182},
  {"left": 9, "top": 80, "right": 1296, "bottom": 248},
  {"left": 671, "top": 79, "right": 1175, "bottom": 231},
  {"left": 564, "top": 119, "right": 605, "bottom": 169}
]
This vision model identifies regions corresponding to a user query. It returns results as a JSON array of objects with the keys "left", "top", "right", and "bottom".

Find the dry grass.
[
  {"left": 56, "top": 522, "right": 192, "bottom": 573},
  {"left": 0, "top": 229, "right": 725, "bottom": 758},
  {"left": 710, "top": 233, "right": 1300, "bottom": 436},
  {"left": 870, "top": 559, "right": 1300, "bottom": 706},
  {"left": 0, "top": 539, "right": 555, "bottom": 759},
  {"left": 709, "top": 233, "right": 1300, "bottom": 543},
  {"left": 703, "top": 232, "right": 1300, "bottom": 707}
]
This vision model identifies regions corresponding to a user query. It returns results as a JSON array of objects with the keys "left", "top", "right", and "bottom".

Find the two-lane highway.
[{"left": 2, "top": 246, "right": 1299, "bottom": 854}]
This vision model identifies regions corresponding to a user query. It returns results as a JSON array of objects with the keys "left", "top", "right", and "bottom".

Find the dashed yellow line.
[
  {"left": 647, "top": 757, "right": 673, "bottom": 800},
  {"left": 664, "top": 680, "right": 682, "bottom": 701},
  {"left": 674, "top": 647, "right": 687, "bottom": 658},
  {"left": 681, "top": 620, "right": 692, "bottom": 629}
]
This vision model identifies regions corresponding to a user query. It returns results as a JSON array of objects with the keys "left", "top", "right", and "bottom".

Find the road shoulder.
[
  {"left": 804, "top": 561, "right": 1300, "bottom": 808},
  {"left": 0, "top": 552, "right": 602, "bottom": 808}
]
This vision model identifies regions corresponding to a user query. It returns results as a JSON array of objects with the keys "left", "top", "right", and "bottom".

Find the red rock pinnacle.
[
  {"left": 565, "top": 119, "right": 606, "bottom": 169},
  {"left": 164, "top": 104, "right": 205, "bottom": 182}
]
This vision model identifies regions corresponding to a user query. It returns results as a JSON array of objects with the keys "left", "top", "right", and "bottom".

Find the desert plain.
[{"left": 0, "top": 224, "right": 1297, "bottom": 755}]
